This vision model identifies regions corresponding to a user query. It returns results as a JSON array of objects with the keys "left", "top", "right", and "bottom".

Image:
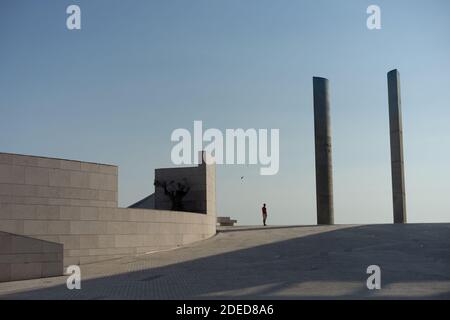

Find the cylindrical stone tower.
[{"left": 313, "top": 77, "right": 334, "bottom": 225}]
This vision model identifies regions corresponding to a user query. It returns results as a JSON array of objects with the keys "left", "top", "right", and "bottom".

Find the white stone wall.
[
  {"left": 0, "top": 153, "right": 216, "bottom": 271},
  {"left": 0, "top": 206, "right": 216, "bottom": 266},
  {"left": 0, "top": 153, "right": 118, "bottom": 208}
]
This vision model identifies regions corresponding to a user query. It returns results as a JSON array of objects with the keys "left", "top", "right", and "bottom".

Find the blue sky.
[{"left": 1, "top": 0, "right": 449, "bottom": 225}]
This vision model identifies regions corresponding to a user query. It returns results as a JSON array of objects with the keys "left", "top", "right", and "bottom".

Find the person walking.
[{"left": 262, "top": 203, "right": 268, "bottom": 226}]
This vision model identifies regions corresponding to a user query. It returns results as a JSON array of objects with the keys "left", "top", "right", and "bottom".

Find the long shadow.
[
  {"left": 217, "top": 225, "right": 316, "bottom": 233},
  {"left": 1, "top": 224, "right": 450, "bottom": 299}
]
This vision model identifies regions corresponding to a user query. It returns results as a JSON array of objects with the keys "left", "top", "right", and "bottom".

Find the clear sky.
[{"left": 1, "top": 0, "right": 450, "bottom": 225}]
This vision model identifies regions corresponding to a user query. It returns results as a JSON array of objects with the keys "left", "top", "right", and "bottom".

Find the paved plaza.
[{"left": 1, "top": 224, "right": 450, "bottom": 299}]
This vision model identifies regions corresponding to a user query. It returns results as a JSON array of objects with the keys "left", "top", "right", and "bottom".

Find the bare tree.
[{"left": 154, "top": 178, "right": 190, "bottom": 211}]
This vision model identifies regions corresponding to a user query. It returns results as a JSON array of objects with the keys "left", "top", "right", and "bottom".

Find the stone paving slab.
[{"left": 0, "top": 224, "right": 450, "bottom": 299}]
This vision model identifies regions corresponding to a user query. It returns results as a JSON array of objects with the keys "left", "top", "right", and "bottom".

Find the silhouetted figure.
[
  {"left": 154, "top": 179, "right": 190, "bottom": 211},
  {"left": 262, "top": 203, "right": 267, "bottom": 226}
]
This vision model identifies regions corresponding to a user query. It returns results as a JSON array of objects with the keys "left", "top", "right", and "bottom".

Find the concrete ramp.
[{"left": 1, "top": 224, "right": 450, "bottom": 299}]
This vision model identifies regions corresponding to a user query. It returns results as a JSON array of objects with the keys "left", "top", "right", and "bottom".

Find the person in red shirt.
[{"left": 262, "top": 203, "right": 267, "bottom": 226}]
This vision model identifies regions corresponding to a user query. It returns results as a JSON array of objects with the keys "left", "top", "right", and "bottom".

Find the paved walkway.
[{"left": 1, "top": 224, "right": 450, "bottom": 299}]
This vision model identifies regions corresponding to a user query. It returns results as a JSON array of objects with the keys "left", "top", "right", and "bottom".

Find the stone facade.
[
  {"left": 0, "top": 231, "right": 63, "bottom": 282},
  {"left": 0, "top": 153, "right": 118, "bottom": 208},
  {"left": 0, "top": 152, "right": 216, "bottom": 281},
  {"left": 154, "top": 153, "right": 216, "bottom": 215}
]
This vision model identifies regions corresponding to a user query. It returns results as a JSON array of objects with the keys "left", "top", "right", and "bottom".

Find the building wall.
[
  {"left": 0, "top": 152, "right": 216, "bottom": 280},
  {"left": 154, "top": 152, "right": 216, "bottom": 215},
  {"left": 0, "top": 205, "right": 216, "bottom": 267},
  {"left": 0, "top": 153, "right": 118, "bottom": 208},
  {"left": 0, "top": 231, "right": 63, "bottom": 282}
]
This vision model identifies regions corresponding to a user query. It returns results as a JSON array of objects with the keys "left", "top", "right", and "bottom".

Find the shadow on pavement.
[{"left": 1, "top": 224, "right": 450, "bottom": 299}]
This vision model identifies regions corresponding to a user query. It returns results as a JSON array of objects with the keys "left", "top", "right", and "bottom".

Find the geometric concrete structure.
[
  {"left": 154, "top": 152, "right": 216, "bottom": 214},
  {"left": 0, "top": 152, "right": 216, "bottom": 282},
  {"left": 0, "top": 231, "right": 63, "bottom": 282},
  {"left": 129, "top": 151, "right": 216, "bottom": 215},
  {"left": 216, "top": 216, "right": 237, "bottom": 226},
  {"left": 313, "top": 77, "right": 334, "bottom": 225},
  {"left": 387, "top": 69, "right": 407, "bottom": 223}
]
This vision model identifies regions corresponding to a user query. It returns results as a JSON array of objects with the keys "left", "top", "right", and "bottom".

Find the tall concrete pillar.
[
  {"left": 387, "top": 69, "right": 407, "bottom": 223},
  {"left": 313, "top": 77, "right": 334, "bottom": 225}
]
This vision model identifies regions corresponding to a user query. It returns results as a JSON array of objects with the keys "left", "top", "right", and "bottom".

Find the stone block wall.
[
  {"left": 0, "top": 231, "right": 63, "bottom": 282},
  {"left": 0, "top": 205, "right": 216, "bottom": 267},
  {"left": 0, "top": 152, "right": 216, "bottom": 281},
  {"left": 0, "top": 153, "right": 118, "bottom": 208},
  {"left": 154, "top": 152, "right": 216, "bottom": 215}
]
